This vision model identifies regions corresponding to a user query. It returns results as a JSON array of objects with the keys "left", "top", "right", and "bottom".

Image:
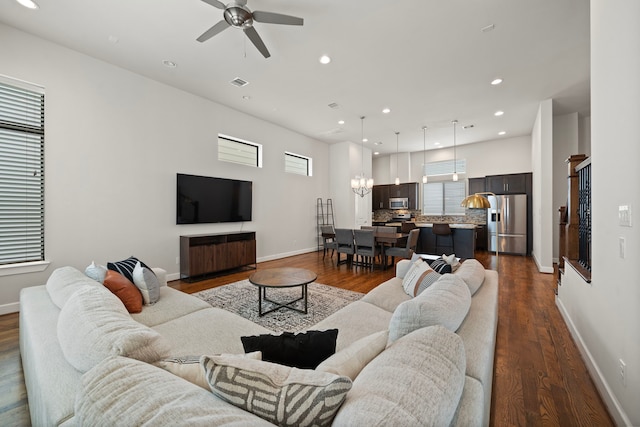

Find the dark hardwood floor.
[{"left": 0, "top": 251, "right": 613, "bottom": 426}]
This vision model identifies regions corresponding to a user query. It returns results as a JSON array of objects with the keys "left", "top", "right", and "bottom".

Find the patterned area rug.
[{"left": 193, "top": 280, "right": 363, "bottom": 333}]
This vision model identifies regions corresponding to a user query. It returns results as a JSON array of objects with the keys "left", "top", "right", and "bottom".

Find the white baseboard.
[
  {"left": 555, "top": 297, "right": 631, "bottom": 426},
  {"left": 0, "top": 301, "right": 20, "bottom": 315},
  {"left": 532, "top": 252, "right": 554, "bottom": 273}
]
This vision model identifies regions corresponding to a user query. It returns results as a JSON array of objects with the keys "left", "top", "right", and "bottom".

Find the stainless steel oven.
[{"left": 389, "top": 198, "right": 409, "bottom": 209}]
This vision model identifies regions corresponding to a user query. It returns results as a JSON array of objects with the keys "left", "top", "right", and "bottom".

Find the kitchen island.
[{"left": 414, "top": 223, "right": 479, "bottom": 259}]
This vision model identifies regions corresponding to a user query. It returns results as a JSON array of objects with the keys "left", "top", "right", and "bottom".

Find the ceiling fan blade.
[
  {"left": 197, "top": 20, "right": 230, "bottom": 42},
  {"left": 201, "top": 0, "right": 225, "bottom": 9},
  {"left": 244, "top": 26, "right": 270, "bottom": 58},
  {"left": 252, "top": 11, "right": 304, "bottom": 26},
  {"left": 235, "top": 0, "right": 247, "bottom": 6}
]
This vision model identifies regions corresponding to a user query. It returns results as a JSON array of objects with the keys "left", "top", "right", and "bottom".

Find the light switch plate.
[{"left": 619, "top": 205, "right": 632, "bottom": 227}]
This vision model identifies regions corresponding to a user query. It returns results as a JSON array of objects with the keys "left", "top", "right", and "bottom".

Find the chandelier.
[{"left": 351, "top": 116, "right": 374, "bottom": 197}]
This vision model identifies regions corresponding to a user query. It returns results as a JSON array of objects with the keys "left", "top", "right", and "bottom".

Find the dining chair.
[
  {"left": 320, "top": 225, "right": 338, "bottom": 259},
  {"left": 385, "top": 228, "right": 421, "bottom": 265},
  {"left": 334, "top": 228, "right": 355, "bottom": 266},
  {"left": 432, "top": 223, "right": 454, "bottom": 255},
  {"left": 353, "top": 229, "right": 380, "bottom": 270}
]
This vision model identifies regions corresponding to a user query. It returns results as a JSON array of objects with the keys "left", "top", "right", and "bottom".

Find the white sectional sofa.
[{"left": 19, "top": 258, "right": 498, "bottom": 426}]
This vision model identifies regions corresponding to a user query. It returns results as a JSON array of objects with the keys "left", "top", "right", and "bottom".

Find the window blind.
[
  {"left": 218, "top": 134, "right": 262, "bottom": 167},
  {"left": 0, "top": 80, "right": 45, "bottom": 265},
  {"left": 423, "top": 159, "right": 466, "bottom": 177},
  {"left": 444, "top": 181, "right": 466, "bottom": 215},
  {"left": 423, "top": 182, "right": 443, "bottom": 215},
  {"left": 285, "top": 151, "right": 312, "bottom": 176}
]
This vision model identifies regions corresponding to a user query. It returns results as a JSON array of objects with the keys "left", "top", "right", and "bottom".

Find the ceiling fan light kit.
[{"left": 197, "top": 0, "right": 304, "bottom": 58}]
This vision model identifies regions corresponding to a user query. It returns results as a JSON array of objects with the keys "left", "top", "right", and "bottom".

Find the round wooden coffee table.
[{"left": 248, "top": 267, "right": 317, "bottom": 316}]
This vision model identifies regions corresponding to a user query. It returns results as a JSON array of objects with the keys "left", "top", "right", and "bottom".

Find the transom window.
[
  {"left": 0, "top": 77, "right": 45, "bottom": 265},
  {"left": 218, "top": 134, "right": 262, "bottom": 168},
  {"left": 284, "top": 151, "right": 312, "bottom": 176}
]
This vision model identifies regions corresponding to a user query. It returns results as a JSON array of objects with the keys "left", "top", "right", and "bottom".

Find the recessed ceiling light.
[
  {"left": 491, "top": 78, "right": 503, "bottom": 85},
  {"left": 319, "top": 55, "right": 331, "bottom": 65},
  {"left": 494, "top": 110, "right": 504, "bottom": 116},
  {"left": 162, "top": 60, "right": 177, "bottom": 68},
  {"left": 434, "top": 142, "right": 441, "bottom": 146},
  {"left": 338, "top": 120, "right": 345, "bottom": 125},
  {"left": 382, "top": 108, "right": 391, "bottom": 114},
  {"left": 16, "top": 0, "right": 38, "bottom": 9},
  {"left": 362, "top": 138, "right": 368, "bottom": 142},
  {"left": 498, "top": 131, "right": 506, "bottom": 135},
  {"left": 374, "top": 152, "right": 379, "bottom": 155}
]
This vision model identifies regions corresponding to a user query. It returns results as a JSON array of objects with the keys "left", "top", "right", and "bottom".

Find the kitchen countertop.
[{"left": 379, "top": 222, "right": 481, "bottom": 229}]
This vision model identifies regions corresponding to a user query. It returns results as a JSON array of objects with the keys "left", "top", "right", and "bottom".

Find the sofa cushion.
[
  {"left": 316, "top": 330, "right": 389, "bottom": 380},
  {"left": 241, "top": 329, "right": 338, "bottom": 369},
  {"left": 76, "top": 356, "right": 273, "bottom": 426},
  {"left": 360, "top": 278, "right": 410, "bottom": 313},
  {"left": 454, "top": 258, "right": 485, "bottom": 295},
  {"left": 201, "top": 354, "right": 352, "bottom": 427},
  {"left": 57, "top": 285, "right": 170, "bottom": 373},
  {"left": 156, "top": 351, "right": 262, "bottom": 390},
  {"left": 332, "top": 325, "right": 466, "bottom": 427},
  {"left": 132, "top": 261, "right": 160, "bottom": 305},
  {"left": 102, "top": 269, "right": 143, "bottom": 313},
  {"left": 45, "top": 266, "right": 101, "bottom": 309},
  {"left": 131, "top": 286, "right": 212, "bottom": 327},
  {"left": 388, "top": 274, "right": 471, "bottom": 343}
]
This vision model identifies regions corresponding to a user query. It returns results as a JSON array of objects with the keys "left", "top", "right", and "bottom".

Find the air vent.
[
  {"left": 328, "top": 102, "right": 340, "bottom": 109},
  {"left": 463, "top": 124, "right": 475, "bottom": 129},
  {"left": 230, "top": 77, "right": 249, "bottom": 87}
]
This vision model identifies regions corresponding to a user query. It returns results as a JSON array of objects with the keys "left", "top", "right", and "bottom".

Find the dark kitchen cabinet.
[
  {"left": 468, "top": 177, "right": 486, "bottom": 196},
  {"left": 372, "top": 183, "right": 419, "bottom": 210},
  {"left": 486, "top": 173, "right": 529, "bottom": 194},
  {"left": 372, "top": 185, "right": 389, "bottom": 210}
]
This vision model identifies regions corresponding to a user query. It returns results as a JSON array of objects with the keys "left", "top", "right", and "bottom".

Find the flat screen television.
[{"left": 177, "top": 173, "right": 252, "bottom": 224}]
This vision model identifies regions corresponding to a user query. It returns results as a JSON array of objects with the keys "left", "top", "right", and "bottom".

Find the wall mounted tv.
[{"left": 177, "top": 173, "right": 252, "bottom": 224}]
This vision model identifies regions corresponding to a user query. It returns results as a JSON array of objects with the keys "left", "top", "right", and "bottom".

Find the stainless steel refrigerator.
[{"left": 487, "top": 194, "right": 527, "bottom": 255}]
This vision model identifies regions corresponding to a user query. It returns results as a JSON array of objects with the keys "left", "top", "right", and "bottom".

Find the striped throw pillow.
[
  {"left": 201, "top": 355, "right": 352, "bottom": 427},
  {"left": 402, "top": 259, "right": 442, "bottom": 297},
  {"left": 107, "top": 256, "right": 152, "bottom": 283},
  {"left": 429, "top": 258, "right": 452, "bottom": 274}
]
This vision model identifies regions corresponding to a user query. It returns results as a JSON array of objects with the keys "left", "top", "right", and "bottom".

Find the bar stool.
[{"left": 432, "top": 223, "right": 454, "bottom": 255}]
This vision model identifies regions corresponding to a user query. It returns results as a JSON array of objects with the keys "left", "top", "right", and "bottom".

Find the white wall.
[
  {"left": 0, "top": 24, "right": 330, "bottom": 313},
  {"left": 531, "top": 100, "right": 555, "bottom": 273},
  {"left": 552, "top": 113, "right": 579, "bottom": 261},
  {"left": 557, "top": 1, "right": 640, "bottom": 424},
  {"left": 375, "top": 135, "right": 532, "bottom": 185},
  {"left": 329, "top": 141, "right": 372, "bottom": 229}
]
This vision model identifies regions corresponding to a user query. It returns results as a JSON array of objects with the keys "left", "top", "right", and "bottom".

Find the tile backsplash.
[{"left": 373, "top": 208, "right": 487, "bottom": 225}]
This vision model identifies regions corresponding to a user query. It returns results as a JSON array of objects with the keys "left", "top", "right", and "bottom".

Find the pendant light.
[
  {"left": 351, "top": 116, "right": 374, "bottom": 197},
  {"left": 452, "top": 120, "right": 459, "bottom": 182},
  {"left": 422, "top": 126, "right": 428, "bottom": 184},
  {"left": 395, "top": 131, "right": 400, "bottom": 185}
]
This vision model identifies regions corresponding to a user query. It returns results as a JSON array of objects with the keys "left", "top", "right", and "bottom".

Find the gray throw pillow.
[{"left": 388, "top": 273, "right": 471, "bottom": 343}]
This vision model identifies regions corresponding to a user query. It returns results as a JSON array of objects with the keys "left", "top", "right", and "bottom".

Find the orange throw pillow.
[{"left": 103, "top": 270, "right": 143, "bottom": 313}]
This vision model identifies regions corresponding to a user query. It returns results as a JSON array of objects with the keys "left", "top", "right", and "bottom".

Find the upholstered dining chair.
[
  {"left": 432, "top": 223, "right": 454, "bottom": 255},
  {"left": 353, "top": 229, "right": 380, "bottom": 270},
  {"left": 384, "top": 228, "right": 420, "bottom": 265},
  {"left": 320, "top": 225, "right": 338, "bottom": 259},
  {"left": 334, "top": 228, "right": 355, "bottom": 266}
]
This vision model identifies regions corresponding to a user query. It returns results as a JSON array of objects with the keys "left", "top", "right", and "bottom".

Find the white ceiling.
[{"left": 0, "top": 0, "right": 590, "bottom": 154}]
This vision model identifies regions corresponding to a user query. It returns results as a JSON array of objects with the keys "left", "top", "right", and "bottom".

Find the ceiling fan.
[{"left": 196, "top": 0, "right": 304, "bottom": 58}]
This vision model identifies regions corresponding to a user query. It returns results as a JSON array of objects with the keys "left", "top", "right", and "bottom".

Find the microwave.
[{"left": 389, "top": 198, "right": 409, "bottom": 209}]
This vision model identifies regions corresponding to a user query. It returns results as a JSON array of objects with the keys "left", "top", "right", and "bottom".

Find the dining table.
[{"left": 323, "top": 230, "right": 408, "bottom": 269}]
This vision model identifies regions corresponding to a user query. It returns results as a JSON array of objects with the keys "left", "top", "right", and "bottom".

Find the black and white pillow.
[
  {"left": 429, "top": 258, "right": 453, "bottom": 274},
  {"left": 107, "top": 256, "right": 152, "bottom": 283}
]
